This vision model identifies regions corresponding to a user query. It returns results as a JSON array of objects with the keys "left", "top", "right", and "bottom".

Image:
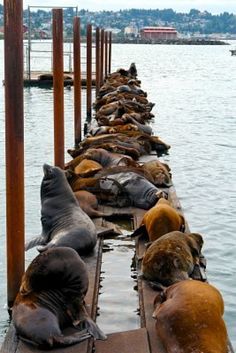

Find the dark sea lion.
[
  {"left": 13, "top": 247, "right": 106, "bottom": 348},
  {"left": 25, "top": 164, "right": 97, "bottom": 254},
  {"left": 68, "top": 171, "right": 165, "bottom": 209},
  {"left": 132, "top": 198, "right": 185, "bottom": 242},
  {"left": 142, "top": 231, "right": 203, "bottom": 285},
  {"left": 152, "top": 280, "right": 228, "bottom": 353},
  {"left": 96, "top": 171, "right": 165, "bottom": 209}
]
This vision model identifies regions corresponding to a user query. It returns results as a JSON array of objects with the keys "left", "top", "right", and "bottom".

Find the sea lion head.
[{"left": 41, "top": 164, "right": 72, "bottom": 200}]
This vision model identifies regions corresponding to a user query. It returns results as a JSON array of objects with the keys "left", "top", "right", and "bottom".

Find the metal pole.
[
  {"left": 86, "top": 23, "right": 92, "bottom": 122},
  {"left": 104, "top": 31, "right": 108, "bottom": 78},
  {"left": 108, "top": 31, "right": 112, "bottom": 74},
  {"left": 100, "top": 28, "right": 104, "bottom": 87},
  {"left": 52, "top": 9, "right": 64, "bottom": 168},
  {"left": 73, "top": 17, "right": 82, "bottom": 146},
  {"left": 4, "top": 0, "right": 25, "bottom": 308},
  {"left": 95, "top": 27, "right": 100, "bottom": 96}
]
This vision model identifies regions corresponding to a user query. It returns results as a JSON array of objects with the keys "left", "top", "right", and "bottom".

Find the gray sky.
[{"left": 1, "top": 0, "right": 236, "bottom": 14}]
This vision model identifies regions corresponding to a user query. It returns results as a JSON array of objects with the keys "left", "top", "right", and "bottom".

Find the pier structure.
[
  {"left": 23, "top": 6, "right": 112, "bottom": 87},
  {"left": 1, "top": 1, "right": 235, "bottom": 353}
]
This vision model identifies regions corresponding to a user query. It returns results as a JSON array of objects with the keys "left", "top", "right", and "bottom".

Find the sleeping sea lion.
[
  {"left": 142, "top": 231, "right": 204, "bottom": 285},
  {"left": 13, "top": 247, "right": 106, "bottom": 348},
  {"left": 25, "top": 164, "right": 97, "bottom": 254},
  {"left": 153, "top": 280, "right": 228, "bottom": 353},
  {"left": 74, "top": 190, "right": 106, "bottom": 218},
  {"left": 132, "top": 198, "right": 185, "bottom": 241}
]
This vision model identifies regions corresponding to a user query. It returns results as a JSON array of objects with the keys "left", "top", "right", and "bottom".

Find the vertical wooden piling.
[
  {"left": 100, "top": 29, "right": 104, "bottom": 86},
  {"left": 4, "top": 0, "right": 25, "bottom": 308},
  {"left": 86, "top": 23, "right": 92, "bottom": 121},
  {"left": 104, "top": 31, "right": 108, "bottom": 78},
  {"left": 96, "top": 27, "right": 100, "bottom": 96},
  {"left": 73, "top": 17, "right": 81, "bottom": 146},
  {"left": 109, "top": 31, "right": 112, "bottom": 74},
  {"left": 52, "top": 9, "right": 64, "bottom": 168}
]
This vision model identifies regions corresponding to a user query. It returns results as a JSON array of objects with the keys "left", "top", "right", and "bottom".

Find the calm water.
[{"left": 0, "top": 40, "right": 236, "bottom": 347}]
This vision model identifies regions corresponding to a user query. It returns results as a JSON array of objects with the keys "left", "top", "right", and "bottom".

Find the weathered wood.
[
  {"left": 4, "top": 0, "right": 25, "bottom": 308},
  {"left": 73, "top": 17, "right": 82, "bottom": 145},
  {"left": 53, "top": 8, "right": 64, "bottom": 168},
  {"left": 95, "top": 328, "right": 151, "bottom": 353}
]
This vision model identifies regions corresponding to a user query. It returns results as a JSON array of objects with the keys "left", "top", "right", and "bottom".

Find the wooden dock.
[
  {"left": 23, "top": 72, "right": 96, "bottom": 87},
  {"left": 1, "top": 174, "right": 234, "bottom": 353},
  {"left": 0, "top": 183, "right": 187, "bottom": 353},
  {"left": 1, "top": 2, "right": 234, "bottom": 349}
]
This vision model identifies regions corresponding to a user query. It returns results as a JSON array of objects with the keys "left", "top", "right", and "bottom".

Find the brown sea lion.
[
  {"left": 12, "top": 247, "right": 106, "bottom": 348},
  {"left": 141, "top": 160, "right": 172, "bottom": 186},
  {"left": 74, "top": 159, "right": 102, "bottom": 177},
  {"left": 25, "top": 164, "right": 97, "bottom": 254},
  {"left": 74, "top": 190, "right": 106, "bottom": 218},
  {"left": 152, "top": 280, "right": 228, "bottom": 353},
  {"left": 89, "top": 123, "right": 139, "bottom": 136},
  {"left": 141, "top": 231, "right": 203, "bottom": 285},
  {"left": 132, "top": 198, "right": 185, "bottom": 242}
]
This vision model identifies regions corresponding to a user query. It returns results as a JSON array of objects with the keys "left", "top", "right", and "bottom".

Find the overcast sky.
[{"left": 1, "top": 0, "right": 236, "bottom": 14}]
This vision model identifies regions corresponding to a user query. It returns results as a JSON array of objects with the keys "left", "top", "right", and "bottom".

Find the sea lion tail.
[
  {"left": 82, "top": 318, "right": 107, "bottom": 340},
  {"left": 25, "top": 236, "right": 46, "bottom": 251}
]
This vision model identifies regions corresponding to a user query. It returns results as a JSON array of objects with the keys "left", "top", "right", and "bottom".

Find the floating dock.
[
  {"left": 1, "top": 2, "right": 235, "bottom": 352},
  {"left": 23, "top": 72, "right": 96, "bottom": 87}
]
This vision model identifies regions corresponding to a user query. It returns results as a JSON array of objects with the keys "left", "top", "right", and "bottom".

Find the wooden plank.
[{"left": 95, "top": 328, "right": 151, "bottom": 353}]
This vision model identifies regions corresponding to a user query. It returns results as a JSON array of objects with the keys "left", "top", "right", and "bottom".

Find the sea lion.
[
  {"left": 152, "top": 280, "right": 228, "bottom": 353},
  {"left": 89, "top": 123, "right": 139, "bottom": 136},
  {"left": 142, "top": 231, "right": 203, "bottom": 285},
  {"left": 68, "top": 171, "right": 166, "bottom": 209},
  {"left": 12, "top": 247, "right": 106, "bottom": 348},
  {"left": 74, "top": 159, "right": 102, "bottom": 177},
  {"left": 65, "top": 148, "right": 138, "bottom": 171},
  {"left": 132, "top": 198, "right": 184, "bottom": 241},
  {"left": 25, "top": 164, "right": 97, "bottom": 254},
  {"left": 74, "top": 190, "right": 106, "bottom": 218},
  {"left": 141, "top": 160, "right": 172, "bottom": 186}
]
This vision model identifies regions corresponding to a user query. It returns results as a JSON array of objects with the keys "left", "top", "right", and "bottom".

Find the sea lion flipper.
[
  {"left": 130, "top": 224, "right": 147, "bottom": 238},
  {"left": 25, "top": 235, "right": 46, "bottom": 251},
  {"left": 81, "top": 318, "right": 107, "bottom": 340},
  {"left": 52, "top": 330, "right": 91, "bottom": 347}
]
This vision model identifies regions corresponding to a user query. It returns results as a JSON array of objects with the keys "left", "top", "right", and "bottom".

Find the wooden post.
[
  {"left": 100, "top": 29, "right": 104, "bottom": 86},
  {"left": 86, "top": 23, "right": 92, "bottom": 122},
  {"left": 4, "top": 0, "right": 25, "bottom": 308},
  {"left": 109, "top": 31, "right": 112, "bottom": 74},
  {"left": 104, "top": 31, "right": 108, "bottom": 78},
  {"left": 73, "top": 17, "right": 81, "bottom": 146},
  {"left": 52, "top": 9, "right": 64, "bottom": 168},
  {"left": 95, "top": 27, "right": 100, "bottom": 96}
]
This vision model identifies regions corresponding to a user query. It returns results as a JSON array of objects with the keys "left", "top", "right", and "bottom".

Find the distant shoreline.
[
  {"left": 0, "top": 37, "right": 230, "bottom": 45},
  {"left": 111, "top": 38, "right": 229, "bottom": 45}
]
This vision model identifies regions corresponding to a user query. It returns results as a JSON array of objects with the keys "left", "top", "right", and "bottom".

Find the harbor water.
[{"left": 0, "top": 40, "right": 236, "bottom": 348}]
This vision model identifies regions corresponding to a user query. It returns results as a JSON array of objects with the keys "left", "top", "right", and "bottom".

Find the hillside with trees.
[{"left": 0, "top": 6, "right": 236, "bottom": 38}]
